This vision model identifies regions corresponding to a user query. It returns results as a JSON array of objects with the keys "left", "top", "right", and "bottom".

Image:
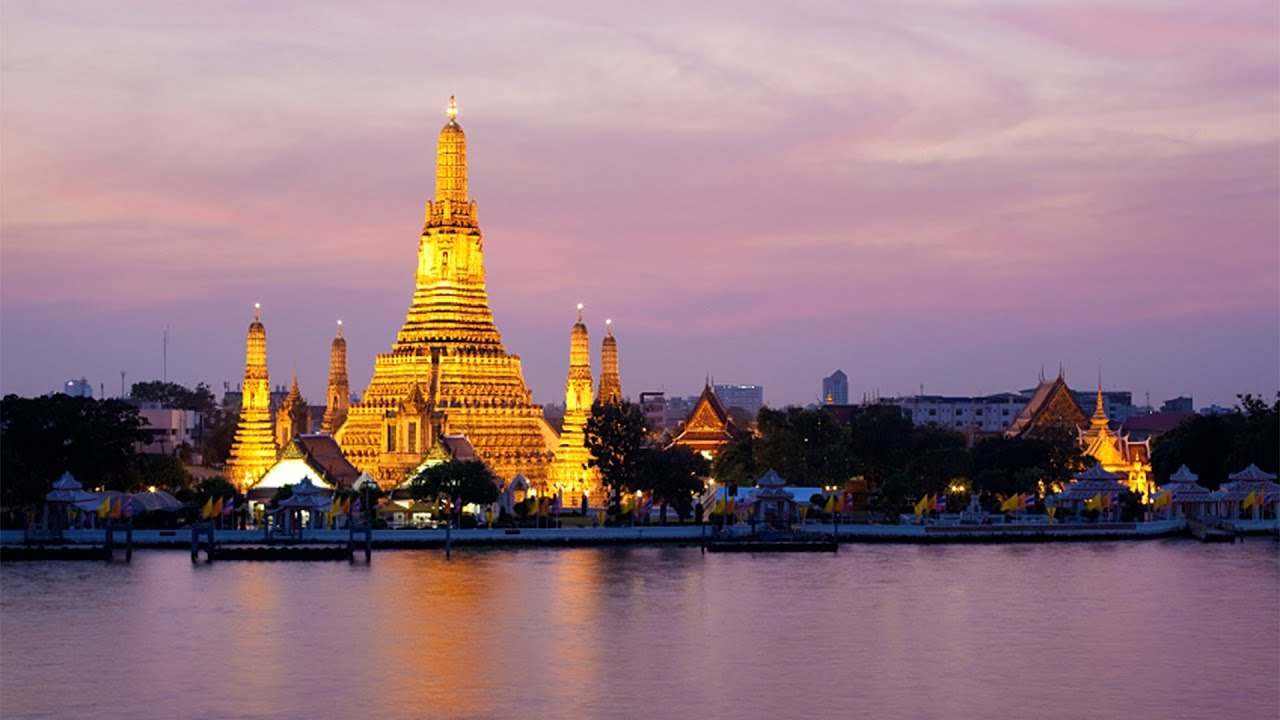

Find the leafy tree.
[
  {"left": 130, "top": 381, "right": 219, "bottom": 415},
  {"left": 635, "top": 444, "right": 708, "bottom": 523},
  {"left": 970, "top": 436, "right": 1048, "bottom": 498},
  {"left": 712, "top": 425, "right": 758, "bottom": 488},
  {"left": 1151, "top": 394, "right": 1278, "bottom": 489},
  {"left": 1151, "top": 414, "right": 1240, "bottom": 489},
  {"left": 1232, "top": 393, "right": 1279, "bottom": 474},
  {"left": 585, "top": 399, "right": 647, "bottom": 503},
  {"left": 0, "top": 395, "right": 149, "bottom": 520},
  {"left": 408, "top": 460, "right": 500, "bottom": 507},
  {"left": 903, "top": 425, "right": 968, "bottom": 497},
  {"left": 847, "top": 404, "right": 914, "bottom": 492},
  {"left": 1036, "top": 425, "right": 1091, "bottom": 490},
  {"left": 754, "top": 406, "right": 848, "bottom": 486},
  {"left": 136, "top": 454, "right": 194, "bottom": 491},
  {"left": 201, "top": 407, "right": 239, "bottom": 466}
]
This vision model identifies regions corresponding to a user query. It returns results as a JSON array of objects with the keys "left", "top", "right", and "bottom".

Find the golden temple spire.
[
  {"left": 225, "top": 303, "right": 277, "bottom": 491},
  {"left": 435, "top": 95, "right": 468, "bottom": 207},
  {"left": 323, "top": 320, "right": 350, "bottom": 435},
  {"left": 1091, "top": 369, "right": 1109, "bottom": 429},
  {"left": 550, "top": 303, "right": 599, "bottom": 506},
  {"left": 599, "top": 318, "right": 621, "bottom": 404}
]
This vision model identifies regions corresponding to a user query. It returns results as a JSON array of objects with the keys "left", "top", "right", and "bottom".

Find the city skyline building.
[
  {"left": 823, "top": 370, "right": 848, "bottom": 405},
  {"left": 713, "top": 383, "right": 764, "bottom": 418}
]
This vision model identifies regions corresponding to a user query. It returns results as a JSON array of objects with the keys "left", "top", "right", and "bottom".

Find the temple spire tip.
[{"left": 447, "top": 95, "right": 457, "bottom": 121}]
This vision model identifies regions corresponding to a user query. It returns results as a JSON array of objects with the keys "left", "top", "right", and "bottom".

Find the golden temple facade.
[
  {"left": 225, "top": 304, "right": 279, "bottom": 491},
  {"left": 1079, "top": 383, "right": 1154, "bottom": 501},
  {"left": 336, "top": 98, "right": 555, "bottom": 489},
  {"left": 549, "top": 305, "right": 600, "bottom": 507}
]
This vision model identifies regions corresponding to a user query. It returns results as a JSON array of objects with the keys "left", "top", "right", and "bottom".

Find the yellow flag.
[
  {"left": 1047, "top": 506, "right": 1058, "bottom": 520},
  {"left": 824, "top": 494, "right": 837, "bottom": 513},
  {"left": 1153, "top": 491, "right": 1171, "bottom": 510},
  {"left": 999, "top": 495, "right": 1016, "bottom": 512},
  {"left": 713, "top": 499, "right": 725, "bottom": 514},
  {"left": 200, "top": 497, "right": 214, "bottom": 519},
  {"left": 96, "top": 497, "right": 111, "bottom": 518},
  {"left": 1242, "top": 491, "right": 1256, "bottom": 511},
  {"left": 914, "top": 496, "right": 928, "bottom": 516},
  {"left": 798, "top": 505, "right": 809, "bottom": 523},
  {"left": 1084, "top": 494, "right": 1100, "bottom": 511}
]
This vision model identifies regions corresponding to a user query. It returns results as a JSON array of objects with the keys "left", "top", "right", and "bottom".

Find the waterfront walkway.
[{"left": 4, "top": 518, "right": 1257, "bottom": 550}]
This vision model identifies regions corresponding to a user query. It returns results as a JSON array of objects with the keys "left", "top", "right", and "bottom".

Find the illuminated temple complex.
[
  {"left": 548, "top": 305, "right": 600, "bottom": 506},
  {"left": 225, "top": 304, "right": 279, "bottom": 490},
  {"left": 336, "top": 98, "right": 555, "bottom": 488},
  {"left": 1005, "top": 371, "right": 1153, "bottom": 499}
]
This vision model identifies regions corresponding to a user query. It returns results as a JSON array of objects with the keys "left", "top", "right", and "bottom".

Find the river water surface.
[{"left": 2, "top": 540, "right": 1277, "bottom": 720}]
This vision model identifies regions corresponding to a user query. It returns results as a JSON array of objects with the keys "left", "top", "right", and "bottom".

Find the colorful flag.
[
  {"left": 640, "top": 493, "right": 653, "bottom": 515},
  {"left": 222, "top": 497, "right": 235, "bottom": 515},
  {"left": 843, "top": 493, "right": 854, "bottom": 513},
  {"left": 553, "top": 492, "right": 564, "bottom": 515},
  {"left": 1100, "top": 493, "right": 1112, "bottom": 510},
  {"left": 935, "top": 495, "right": 947, "bottom": 512},
  {"left": 352, "top": 498, "right": 362, "bottom": 516},
  {"left": 122, "top": 496, "right": 134, "bottom": 519},
  {"left": 1024, "top": 493, "right": 1035, "bottom": 509}
]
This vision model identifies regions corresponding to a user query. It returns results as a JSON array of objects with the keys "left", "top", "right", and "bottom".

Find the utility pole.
[{"left": 120, "top": 371, "right": 127, "bottom": 398}]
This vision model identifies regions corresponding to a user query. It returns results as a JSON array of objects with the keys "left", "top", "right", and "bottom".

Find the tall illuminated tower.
[
  {"left": 225, "top": 304, "right": 279, "bottom": 490},
  {"left": 549, "top": 304, "right": 599, "bottom": 506},
  {"left": 336, "top": 98, "right": 555, "bottom": 488},
  {"left": 598, "top": 318, "right": 622, "bottom": 404},
  {"left": 321, "top": 320, "right": 350, "bottom": 434}
]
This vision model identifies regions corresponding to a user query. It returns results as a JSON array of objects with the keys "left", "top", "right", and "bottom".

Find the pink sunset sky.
[{"left": 2, "top": 1, "right": 1277, "bottom": 410}]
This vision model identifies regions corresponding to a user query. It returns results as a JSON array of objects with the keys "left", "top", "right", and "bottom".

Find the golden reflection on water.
[{"left": 1, "top": 542, "right": 1277, "bottom": 720}]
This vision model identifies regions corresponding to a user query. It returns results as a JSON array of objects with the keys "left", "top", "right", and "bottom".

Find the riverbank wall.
[{"left": 6, "top": 518, "right": 1269, "bottom": 551}]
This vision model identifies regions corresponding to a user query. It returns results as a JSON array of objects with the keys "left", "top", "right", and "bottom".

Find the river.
[{"left": 1, "top": 539, "right": 1276, "bottom": 720}]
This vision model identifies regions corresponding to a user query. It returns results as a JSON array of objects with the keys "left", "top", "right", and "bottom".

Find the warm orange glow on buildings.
[
  {"left": 549, "top": 304, "right": 599, "bottom": 506},
  {"left": 225, "top": 304, "right": 279, "bottom": 490},
  {"left": 321, "top": 320, "right": 349, "bottom": 435},
  {"left": 335, "top": 99, "right": 555, "bottom": 488}
]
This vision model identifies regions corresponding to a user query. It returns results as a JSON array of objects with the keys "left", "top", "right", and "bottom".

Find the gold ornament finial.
[
  {"left": 337, "top": 319, "right": 343, "bottom": 337},
  {"left": 254, "top": 302, "right": 261, "bottom": 321},
  {"left": 576, "top": 302, "right": 583, "bottom": 322},
  {"left": 447, "top": 95, "right": 457, "bottom": 121}
]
